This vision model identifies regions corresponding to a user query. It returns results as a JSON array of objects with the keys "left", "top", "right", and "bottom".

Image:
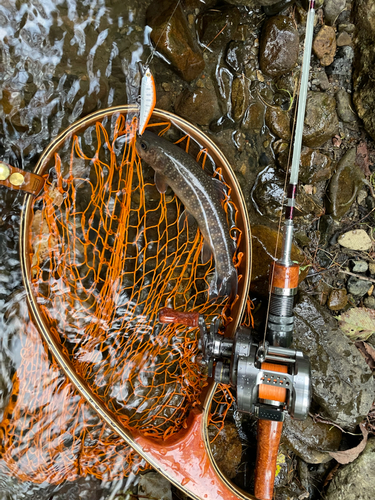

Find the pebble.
[
  {"left": 336, "top": 31, "right": 352, "bottom": 47},
  {"left": 347, "top": 277, "right": 371, "bottom": 297},
  {"left": 364, "top": 296, "right": 375, "bottom": 309},
  {"left": 303, "top": 92, "right": 339, "bottom": 147},
  {"left": 138, "top": 472, "right": 172, "bottom": 500},
  {"left": 197, "top": 5, "right": 240, "bottom": 51},
  {"left": 259, "top": 16, "right": 299, "bottom": 77},
  {"left": 278, "top": 146, "right": 332, "bottom": 184},
  {"left": 351, "top": 260, "right": 369, "bottom": 273},
  {"left": 313, "top": 25, "right": 337, "bottom": 66},
  {"left": 338, "top": 229, "right": 372, "bottom": 251},
  {"left": 324, "top": 0, "right": 346, "bottom": 25},
  {"left": 231, "top": 76, "right": 248, "bottom": 122},
  {"left": 242, "top": 99, "right": 266, "bottom": 131},
  {"left": 328, "top": 149, "right": 365, "bottom": 219},
  {"left": 327, "top": 289, "right": 348, "bottom": 311},
  {"left": 265, "top": 106, "right": 291, "bottom": 140},
  {"left": 327, "top": 46, "right": 354, "bottom": 76},
  {"left": 369, "top": 263, "right": 375, "bottom": 275},
  {"left": 336, "top": 89, "right": 357, "bottom": 123}
]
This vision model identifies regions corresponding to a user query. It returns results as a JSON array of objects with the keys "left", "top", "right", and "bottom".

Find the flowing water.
[{"left": 0, "top": 1, "right": 163, "bottom": 498}]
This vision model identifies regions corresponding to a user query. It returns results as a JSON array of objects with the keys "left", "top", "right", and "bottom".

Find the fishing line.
[{"left": 144, "top": 0, "right": 181, "bottom": 68}]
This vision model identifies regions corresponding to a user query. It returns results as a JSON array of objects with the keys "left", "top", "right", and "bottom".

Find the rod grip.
[
  {"left": 158, "top": 307, "right": 200, "bottom": 327},
  {"left": 254, "top": 419, "right": 283, "bottom": 500}
]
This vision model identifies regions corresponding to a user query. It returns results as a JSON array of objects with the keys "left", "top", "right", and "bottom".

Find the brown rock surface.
[{"left": 313, "top": 25, "right": 337, "bottom": 66}]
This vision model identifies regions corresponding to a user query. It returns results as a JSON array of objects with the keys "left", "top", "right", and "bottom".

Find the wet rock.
[
  {"left": 263, "top": 0, "right": 296, "bottom": 16},
  {"left": 265, "top": 106, "right": 291, "bottom": 140},
  {"left": 353, "top": 0, "right": 375, "bottom": 141},
  {"left": 259, "top": 16, "right": 299, "bottom": 77},
  {"left": 351, "top": 260, "right": 368, "bottom": 273},
  {"left": 303, "top": 92, "right": 339, "bottom": 147},
  {"left": 336, "top": 31, "right": 352, "bottom": 46},
  {"left": 278, "top": 146, "right": 332, "bottom": 184},
  {"left": 250, "top": 225, "right": 308, "bottom": 297},
  {"left": 242, "top": 99, "right": 266, "bottom": 131},
  {"left": 282, "top": 414, "right": 342, "bottom": 464},
  {"left": 146, "top": 0, "right": 204, "bottom": 82},
  {"left": 338, "top": 229, "right": 372, "bottom": 251},
  {"left": 336, "top": 89, "right": 357, "bottom": 123},
  {"left": 328, "top": 149, "right": 365, "bottom": 219},
  {"left": 325, "top": 437, "right": 375, "bottom": 500},
  {"left": 324, "top": 0, "right": 346, "bottom": 25},
  {"left": 138, "top": 472, "right": 172, "bottom": 500},
  {"left": 226, "top": 40, "right": 258, "bottom": 75},
  {"left": 313, "top": 25, "right": 337, "bottom": 66},
  {"left": 208, "top": 423, "right": 242, "bottom": 479},
  {"left": 327, "top": 288, "right": 348, "bottom": 310},
  {"left": 252, "top": 166, "right": 324, "bottom": 220},
  {"left": 293, "top": 293, "right": 375, "bottom": 430},
  {"left": 327, "top": 45, "right": 354, "bottom": 76},
  {"left": 197, "top": 5, "right": 240, "bottom": 52},
  {"left": 347, "top": 277, "right": 371, "bottom": 297},
  {"left": 231, "top": 76, "right": 248, "bottom": 122},
  {"left": 175, "top": 87, "right": 220, "bottom": 126}
]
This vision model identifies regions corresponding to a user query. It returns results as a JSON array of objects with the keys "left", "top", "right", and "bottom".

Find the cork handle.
[
  {"left": 0, "top": 161, "right": 45, "bottom": 196},
  {"left": 254, "top": 419, "right": 283, "bottom": 500},
  {"left": 159, "top": 307, "right": 200, "bottom": 327}
]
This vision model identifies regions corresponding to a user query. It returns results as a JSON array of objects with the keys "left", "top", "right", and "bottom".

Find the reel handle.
[
  {"left": 159, "top": 307, "right": 200, "bottom": 328},
  {"left": 254, "top": 419, "right": 283, "bottom": 500},
  {"left": 0, "top": 162, "right": 45, "bottom": 196}
]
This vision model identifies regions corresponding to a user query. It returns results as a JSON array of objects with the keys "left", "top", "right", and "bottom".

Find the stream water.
[{"left": 0, "top": 1, "right": 159, "bottom": 498}]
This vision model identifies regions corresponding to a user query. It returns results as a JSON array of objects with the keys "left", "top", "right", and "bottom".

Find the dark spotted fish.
[{"left": 135, "top": 130, "right": 238, "bottom": 299}]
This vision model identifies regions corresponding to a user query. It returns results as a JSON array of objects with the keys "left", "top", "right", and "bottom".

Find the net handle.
[{"left": 0, "top": 161, "right": 45, "bottom": 195}]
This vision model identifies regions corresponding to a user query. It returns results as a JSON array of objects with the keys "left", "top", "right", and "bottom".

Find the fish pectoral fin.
[
  {"left": 178, "top": 210, "right": 196, "bottom": 232},
  {"left": 211, "top": 177, "right": 227, "bottom": 202},
  {"left": 201, "top": 241, "right": 213, "bottom": 264},
  {"left": 154, "top": 172, "right": 168, "bottom": 194}
]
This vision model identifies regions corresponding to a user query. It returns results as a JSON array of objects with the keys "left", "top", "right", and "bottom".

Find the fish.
[{"left": 135, "top": 130, "right": 238, "bottom": 300}]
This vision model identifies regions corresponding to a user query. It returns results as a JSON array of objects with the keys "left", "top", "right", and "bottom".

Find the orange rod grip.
[
  {"left": 158, "top": 307, "right": 200, "bottom": 327},
  {"left": 271, "top": 262, "right": 299, "bottom": 290},
  {"left": 259, "top": 362, "right": 288, "bottom": 402},
  {"left": 254, "top": 419, "right": 283, "bottom": 500},
  {"left": 0, "top": 161, "right": 45, "bottom": 196}
]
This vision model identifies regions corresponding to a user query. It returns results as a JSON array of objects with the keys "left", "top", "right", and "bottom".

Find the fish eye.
[{"left": 140, "top": 141, "right": 148, "bottom": 151}]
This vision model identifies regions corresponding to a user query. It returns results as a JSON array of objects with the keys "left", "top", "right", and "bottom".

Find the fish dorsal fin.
[
  {"left": 178, "top": 210, "right": 196, "bottom": 232},
  {"left": 201, "top": 241, "right": 212, "bottom": 264},
  {"left": 154, "top": 172, "right": 168, "bottom": 194},
  {"left": 211, "top": 177, "right": 227, "bottom": 202}
]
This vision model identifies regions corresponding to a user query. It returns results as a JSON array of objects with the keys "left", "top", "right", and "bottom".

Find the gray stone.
[
  {"left": 336, "top": 89, "right": 357, "bottom": 122},
  {"left": 351, "top": 260, "right": 369, "bottom": 273},
  {"left": 325, "top": 437, "right": 375, "bottom": 500},
  {"left": 282, "top": 414, "right": 342, "bottom": 464},
  {"left": 347, "top": 276, "right": 371, "bottom": 296},
  {"left": 327, "top": 46, "right": 354, "bottom": 76},
  {"left": 293, "top": 293, "right": 374, "bottom": 430},
  {"left": 324, "top": 0, "right": 346, "bottom": 25}
]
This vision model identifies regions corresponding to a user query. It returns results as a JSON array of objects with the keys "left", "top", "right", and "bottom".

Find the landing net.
[{"left": 0, "top": 112, "right": 248, "bottom": 483}]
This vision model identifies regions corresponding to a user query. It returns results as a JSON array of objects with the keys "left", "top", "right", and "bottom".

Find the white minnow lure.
[{"left": 138, "top": 67, "right": 156, "bottom": 136}]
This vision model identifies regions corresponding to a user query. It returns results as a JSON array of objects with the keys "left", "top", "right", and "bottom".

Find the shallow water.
[{"left": 0, "top": 1, "right": 161, "bottom": 498}]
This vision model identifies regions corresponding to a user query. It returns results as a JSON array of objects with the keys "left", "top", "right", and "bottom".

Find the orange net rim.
[{"left": 17, "top": 105, "right": 252, "bottom": 497}]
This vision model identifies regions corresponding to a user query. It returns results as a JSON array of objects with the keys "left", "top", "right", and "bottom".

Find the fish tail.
[{"left": 210, "top": 267, "right": 238, "bottom": 301}]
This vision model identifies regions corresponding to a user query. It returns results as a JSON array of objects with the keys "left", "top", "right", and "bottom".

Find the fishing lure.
[{"left": 138, "top": 66, "right": 156, "bottom": 135}]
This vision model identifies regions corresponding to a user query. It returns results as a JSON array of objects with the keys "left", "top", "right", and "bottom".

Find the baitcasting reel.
[{"left": 197, "top": 316, "right": 311, "bottom": 422}]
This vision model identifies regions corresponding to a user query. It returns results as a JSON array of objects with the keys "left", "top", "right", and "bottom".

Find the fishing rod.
[{"left": 159, "top": 1, "right": 316, "bottom": 499}]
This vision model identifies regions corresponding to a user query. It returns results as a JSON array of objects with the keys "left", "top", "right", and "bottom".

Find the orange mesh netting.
[{"left": 0, "top": 112, "right": 249, "bottom": 483}]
